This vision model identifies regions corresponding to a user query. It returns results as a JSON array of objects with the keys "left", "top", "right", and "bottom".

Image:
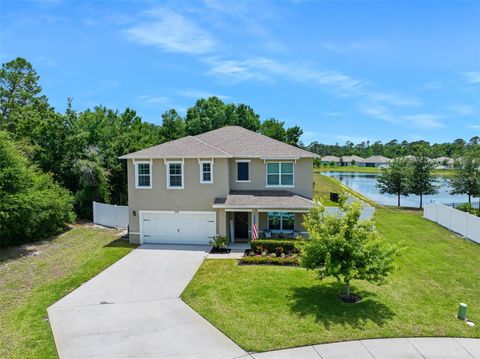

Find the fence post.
[
  {"left": 93, "top": 201, "right": 96, "bottom": 225},
  {"left": 114, "top": 204, "right": 118, "bottom": 228}
]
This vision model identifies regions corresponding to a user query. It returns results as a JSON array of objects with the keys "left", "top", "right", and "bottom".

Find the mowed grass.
[
  {"left": 182, "top": 177, "right": 480, "bottom": 352},
  {"left": 0, "top": 225, "right": 137, "bottom": 359}
]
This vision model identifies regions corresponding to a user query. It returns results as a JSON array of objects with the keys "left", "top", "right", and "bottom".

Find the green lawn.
[
  {"left": 314, "top": 173, "right": 375, "bottom": 206},
  {"left": 182, "top": 177, "right": 480, "bottom": 352},
  {"left": 0, "top": 225, "right": 137, "bottom": 359}
]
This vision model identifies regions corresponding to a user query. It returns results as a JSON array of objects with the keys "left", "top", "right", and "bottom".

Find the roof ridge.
[{"left": 190, "top": 136, "right": 232, "bottom": 156}]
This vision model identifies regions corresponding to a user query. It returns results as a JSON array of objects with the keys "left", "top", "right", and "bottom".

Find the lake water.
[{"left": 321, "top": 171, "right": 475, "bottom": 207}]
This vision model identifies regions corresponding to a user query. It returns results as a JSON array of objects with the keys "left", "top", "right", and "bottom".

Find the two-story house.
[{"left": 120, "top": 126, "right": 318, "bottom": 245}]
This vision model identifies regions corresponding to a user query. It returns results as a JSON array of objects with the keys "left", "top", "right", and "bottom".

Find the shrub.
[
  {"left": 239, "top": 256, "right": 298, "bottom": 266},
  {"left": 456, "top": 203, "right": 480, "bottom": 216},
  {"left": 209, "top": 235, "right": 228, "bottom": 249},
  {"left": 251, "top": 239, "right": 301, "bottom": 254},
  {"left": 0, "top": 131, "right": 75, "bottom": 248}
]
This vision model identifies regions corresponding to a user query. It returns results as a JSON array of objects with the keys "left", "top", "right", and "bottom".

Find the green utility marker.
[{"left": 458, "top": 303, "right": 467, "bottom": 321}]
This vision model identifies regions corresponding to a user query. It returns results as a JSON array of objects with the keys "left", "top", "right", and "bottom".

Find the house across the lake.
[
  {"left": 339, "top": 155, "right": 365, "bottom": 166},
  {"left": 120, "top": 126, "right": 319, "bottom": 245},
  {"left": 320, "top": 155, "right": 341, "bottom": 165},
  {"left": 361, "top": 155, "right": 391, "bottom": 168}
]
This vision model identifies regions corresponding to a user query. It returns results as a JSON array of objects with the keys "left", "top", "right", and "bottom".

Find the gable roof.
[
  {"left": 321, "top": 155, "right": 340, "bottom": 162},
  {"left": 120, "top": 126, "right": 318, "bottom": 159},
  {"left": 340, "top": 155, "right": 365, "bottom": 162},
  {"left": 363, "top": 155, "right": 391, "bottom": 163}
]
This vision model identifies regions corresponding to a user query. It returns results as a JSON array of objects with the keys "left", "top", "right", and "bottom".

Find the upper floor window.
[
  {"left": 266, "top": 162, "right": 294, "bottom": 186},
  {"left": 167, "top": 161, "right": 184, "bottom": 189},
  {"left": 135, "top": 161, "right": 152, "bottom": 189},
  {"left": 200, "top": 161, "right": 213, "bottom": 184},
  {"left": 236, "top": 160, "right": 250, "bottom": 182}
]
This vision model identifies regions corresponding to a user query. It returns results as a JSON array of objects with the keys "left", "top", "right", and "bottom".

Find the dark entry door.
[{"left": 234, "top": 212, "right": 249, "bottom": 239}]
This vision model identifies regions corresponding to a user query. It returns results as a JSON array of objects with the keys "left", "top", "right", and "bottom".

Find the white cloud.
[
  {"left": 469, "top": 124, "right": 480, "bottom": 130},
  {"left": 206, "top": 57, "right": 363, "bottom": 93},
  {"left": 402, "top": 114, "right": 445, "bottom": 129},
  {"left": 137, "top": 95, "right": 170, "bottom": 105},
  {"left": 448, "top": 105, "right": 475, "bottom": 116},
  {"left": 126, "top": 8, "right": 215, "bottom": 54},
  {"left": 462, "top": 71, "right": 480, "bottom": 84},
  {"left": 361, "top": 106, "right": 397, "bottom": 123}
]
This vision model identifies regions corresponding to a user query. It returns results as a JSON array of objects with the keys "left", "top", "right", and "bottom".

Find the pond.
[{"left": 321, "top": 171, "right": 476, "bottom": 207}]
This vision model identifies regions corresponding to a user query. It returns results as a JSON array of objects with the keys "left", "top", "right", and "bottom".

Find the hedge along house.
[{"left": 120, "top": 126, "right": 319, "bottom": 245}]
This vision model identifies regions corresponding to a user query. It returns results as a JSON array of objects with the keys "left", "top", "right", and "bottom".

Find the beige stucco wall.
[
  {"left": 127, "top": 157, "right": 313, "bottom": 242},
  {"left": 229, "top": 158, "right": 313, "bottom": 198},
  {"left": 127, "top": 158, "right": 230, "bottom": 235}
]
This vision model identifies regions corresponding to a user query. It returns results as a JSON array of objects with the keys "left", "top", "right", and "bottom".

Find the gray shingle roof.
[
  {"left": 212, "top": 190, "right": 314, "bottom": 210},
  {"left": 120, "top": 126, "right": 318, "bottom": 159},
  {"left": 363, "top": 155, "right": 391, "bottom": 163},
  {"left": 340, "top": 155, "right": 365, "bottom": 162},
  {"left": 321, "top": 155, "right": 340, "bottom": 162}
]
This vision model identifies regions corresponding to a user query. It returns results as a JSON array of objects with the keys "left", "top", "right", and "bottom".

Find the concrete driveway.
[{"left": 48, "top": 244, "right": 249, "bottom": 359}]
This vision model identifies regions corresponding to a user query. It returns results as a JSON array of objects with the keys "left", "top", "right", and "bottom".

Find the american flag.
[{"left": 252, "top": 213, "right": 258, "bottom": 240}]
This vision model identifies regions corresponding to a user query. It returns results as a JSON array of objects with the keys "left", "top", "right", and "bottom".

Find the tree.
[
  {"left": 234, "top": 103, "right": 260, "bottom": 131},
  {"left": 450, "top": 151, "right": 480, "bottom": 205},
  {"left": 285, "top": 125, "right": 303, "bottom": 146},
  {"left": 161, "top": 109, "right": 185, "bottom": 142},
  {"left": 377, "top": 158, "right": 410, "bottom": 206},
  {"left": 72, "top": 146, "right": 110, "bottom": 218},
  {"left": 0, "top": 57, "right": 45, "bottom": 129},
  {"left": 299, "top": 197, "right": 399, "bottom": 302},
  {"left": 0, "top": 131, "right": 75, "bottom": 247},
  {"left": 407, "top": 153, "right": 438, "bottom": 208},
  {"left": 260, "top": 118, "right": 286, "bottom": 141}
]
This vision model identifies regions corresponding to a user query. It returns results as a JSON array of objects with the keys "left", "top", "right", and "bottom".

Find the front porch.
[{"left": 213, "top": 190, "right": 314, "bottom": 243}]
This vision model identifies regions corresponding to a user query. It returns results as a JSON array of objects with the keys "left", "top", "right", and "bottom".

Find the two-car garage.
[{"left": 139, "top": 211, "right": 217, "bottom": 245}]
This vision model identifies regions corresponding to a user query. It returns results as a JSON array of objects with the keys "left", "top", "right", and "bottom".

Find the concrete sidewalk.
[{"left": 252, "top": 338, "right": 480, "bottom": 359}]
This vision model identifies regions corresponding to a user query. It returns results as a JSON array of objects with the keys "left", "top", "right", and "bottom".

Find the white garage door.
[{"left": 140, "top": 211, "right": 216, "bottom": 245}]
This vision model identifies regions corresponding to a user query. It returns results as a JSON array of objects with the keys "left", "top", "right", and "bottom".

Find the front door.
[{"left": 234, "top": 212, "right": 249, "bottom": 239}]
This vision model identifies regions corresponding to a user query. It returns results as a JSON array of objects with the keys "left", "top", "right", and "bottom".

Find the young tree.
[
  {"left": 299, "top": 197, "right": 399, "bottom": 302},
  {"left": 377, "top": 158, "right": 410, "bottom": 206},
  {"left": 450, "top": 151, "right": 480, "bottom": 205},
  {"left": 407, "top": 154, "right": 438, "bottom": 209}
]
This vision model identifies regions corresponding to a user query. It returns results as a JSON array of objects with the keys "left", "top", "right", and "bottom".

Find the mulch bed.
[
  {"left": 209, "top": 247, "right": 231, "bottom": 254},
  {"left": 337, "top": 293, "right": 363, "bottom": 303}
]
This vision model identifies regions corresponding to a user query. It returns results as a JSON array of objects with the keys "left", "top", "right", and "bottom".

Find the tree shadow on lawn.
[
  {"left": 103, "top": 237, "right": 138, "bottom": 249},
  {"left": 289, "top": 282, "right": 395, "bottom": 329}
]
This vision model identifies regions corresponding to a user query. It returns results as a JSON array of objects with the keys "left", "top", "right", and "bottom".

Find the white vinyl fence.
[
  {"left": 424, "top": 203, "right": 480, "bottom": 244},
  {"left": 93, "top": 201, "right": 129, "bottom": 229}
]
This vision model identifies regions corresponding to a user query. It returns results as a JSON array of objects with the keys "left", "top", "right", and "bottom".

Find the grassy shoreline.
[{"left": 315, "top": 165, "right": 454, "bottom": 176}]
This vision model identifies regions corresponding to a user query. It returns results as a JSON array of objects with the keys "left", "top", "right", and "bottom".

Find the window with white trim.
[
  {"left": 135, "top": 162, "right": 151, "bottom": 189},
  {"left": 266, "top": 162, "right": 294, "bottom": 186},
  {"left": 167, "top": 162, "right": 183, "bottom": 189},
  {"left": 268, "top": 212, "right": 294, "bottom": 231},
  {"left": 200, "top": 161, "right": 213, "bottom": 183}
]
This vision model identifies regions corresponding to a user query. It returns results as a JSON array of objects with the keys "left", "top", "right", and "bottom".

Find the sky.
[{"left": 1, "top": 0, "right": 479, "bottom": 145}]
